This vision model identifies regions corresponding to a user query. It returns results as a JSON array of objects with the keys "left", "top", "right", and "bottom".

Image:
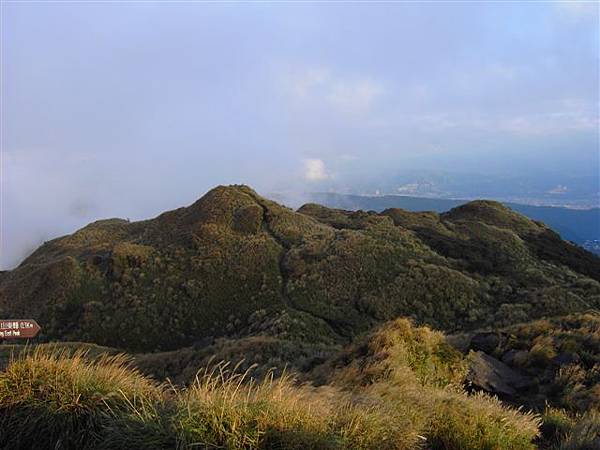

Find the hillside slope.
[
  {"left": 1, "top": 185, "right": 599, "bottom": 354},
  {"left": 306, "top": 192, "right": 600, "bottom": 249}
]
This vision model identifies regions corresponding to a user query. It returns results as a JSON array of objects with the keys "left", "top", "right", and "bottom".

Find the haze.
[{"left": 2, "top": 1, "right": 599, "bottom": 269}]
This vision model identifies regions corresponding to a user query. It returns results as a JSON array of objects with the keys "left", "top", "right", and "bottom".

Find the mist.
[{"left": 2, "top": 2, "right": 598, "bottom": 269}]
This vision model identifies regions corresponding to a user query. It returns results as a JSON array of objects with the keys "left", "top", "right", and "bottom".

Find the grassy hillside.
[
  {"left": 0, "top": 317, "right": 597, "bottom": 449},
  {"left": 1, "top": 185, "right": 599, "bottom": 354},
  {"left": 459, "top": 313, "right": 600, "bottom": 414},
  {"left": 0, "top": 320, "right": 542, "bottom": 450},
  {"left": 0, "top": 185, "right": 599, "bottom": 449},
  {"left": 306, "top": 192, "right": 600, "bottom": 247}
]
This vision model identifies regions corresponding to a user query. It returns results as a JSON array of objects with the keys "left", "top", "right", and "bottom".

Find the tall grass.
[
  {"left": 0, "top": 347, "right": 161, "bottom": 450},
  {"left": 541, "top": 408, "right": 600, "bottom": 450},
  {"left": 319, "top": 318, "right": 541, "bottom": 450},
  {"left": 0, "top": 330, "right": 543, "bottom": 450},
  {"left": 175, "top": 361, "right": 420, "bottom": 449},
  {"left": 0, "top": 353, "right": 419, "bottom": 449}
]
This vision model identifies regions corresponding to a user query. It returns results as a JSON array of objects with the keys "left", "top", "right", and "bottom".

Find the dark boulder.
[
  {"left": 501, "top": 349, "right": 529, "bottom": 366},
  {"left": 552, "top": 352, "right": 580, "bottom": 366},
  {"left": 468, "top": 351, "right": 535, "bottom": 397},
  {"left": 470, "top": 332, "right": 504, "bottom": 353}
]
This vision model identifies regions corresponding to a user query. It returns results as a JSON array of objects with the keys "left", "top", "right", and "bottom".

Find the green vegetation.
[
  {"left": 540, "top": 408, "right": 600, "bottom": 450},
  {"left": 312, "top": 318, "right": 540, "bottom": 450},
  {"left": 462, "top": 313, "right": 600, "bottom": 414},
  {"left": 306, "top": 192, "right": 600, "bottom": 251},
  {"left": 0, "top": 349, "right": 162, "bottom": 450},
  {"left": 0, "top": 320, "right": 541, "bottom": 450},
  {"left": 1, "top": 186, "right": 598, "bottom": 352},
  {"left": 0, "top": 185, "right": 599, "bottom": 448},
  {"left": 459, "top": 313, "right": 600, "bottom": 449}
]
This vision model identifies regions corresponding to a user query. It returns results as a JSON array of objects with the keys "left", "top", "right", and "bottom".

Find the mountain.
[
  {"left": 1, "top": 185, "right": 599, "bottom": 354},
  {"left": 305, "top": 192, "right": 600, "bottom": 252},
  {"left": 1, "top": 185, "right": 600, "bottom": 449}
]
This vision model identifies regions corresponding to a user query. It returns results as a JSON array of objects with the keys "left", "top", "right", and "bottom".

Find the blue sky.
[{"left": 1, "top": 1, "right": 599, "bottom": 268}]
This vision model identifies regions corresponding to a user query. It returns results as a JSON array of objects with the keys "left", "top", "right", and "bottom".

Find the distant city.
[
  {"left": 583, "top": 240, "right": 600, "bottom": 255},
  {"left": 298, "top": 170, "right": 600, "bottom": 211}
]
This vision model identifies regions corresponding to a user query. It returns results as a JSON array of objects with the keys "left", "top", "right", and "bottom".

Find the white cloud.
[{"left": 303, "top": 158, "right": 329, "bottom": 181}]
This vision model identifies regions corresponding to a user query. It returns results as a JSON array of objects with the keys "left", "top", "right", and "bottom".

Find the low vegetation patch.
[
  {"left": 0, "top": 348, "right": 162, "bottom": 450},
  {"left": 0, "top": 328, "right": 542, "bottom": 450},
  {"left": 0, "top": 351, "right": 422, "bottom": 450}
]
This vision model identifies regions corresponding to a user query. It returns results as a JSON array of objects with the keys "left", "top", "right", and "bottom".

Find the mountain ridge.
[
  {"left": 1, "top": 184, "right": 599, "bottom": 354},
  {"left": 1, "top": 185, "right": 600, "bottom": 449},
  {"left": 303, "top": 192, "right": 600, "bottom": 252}
]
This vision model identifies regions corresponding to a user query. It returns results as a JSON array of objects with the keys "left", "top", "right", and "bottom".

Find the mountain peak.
[
  {"left": 1, "top": 186, "right": 599, "bottom": 354},
  {"left": 443, "top": 199, "right": 540, "bottom": 233}
]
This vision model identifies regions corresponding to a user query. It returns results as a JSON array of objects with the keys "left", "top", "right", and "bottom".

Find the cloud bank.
[{"left": 1, "top": 2, "right": 598, "bottom": 268}]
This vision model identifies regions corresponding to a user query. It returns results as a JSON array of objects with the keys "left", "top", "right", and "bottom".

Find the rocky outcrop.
[
  {"left": 467, "top": 351, "right": 534, "bottom": 397},
  {"left": 470, "top": 331, "right": 511, "bottom": 354}
]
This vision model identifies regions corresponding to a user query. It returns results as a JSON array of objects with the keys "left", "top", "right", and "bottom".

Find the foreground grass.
[
  {"left": 0, "top": 351, "right": 419, "bottom": 450},
  {"left": 540, "top": 408, "right": 600, "bottom": 450},
  {"left": 0, "top": 321, "right": 543, "bottom": 450},
  {"left": 319, "top": 318, "right": 541, "bottom": 450},
  {"left": 0, "top": 348, "right": 163, "bottom": 450}
]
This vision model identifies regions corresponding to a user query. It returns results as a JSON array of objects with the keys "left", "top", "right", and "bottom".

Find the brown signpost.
[{"left": 0, "top": 320, "right": 41, "bottom": 339}]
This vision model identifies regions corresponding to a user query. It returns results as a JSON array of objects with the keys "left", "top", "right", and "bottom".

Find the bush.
[
  {"left": 540, "top": 407, "right": 575, "bottom": 445},
  {"left": 316, "top": 318, "right": 541, "bottom": 450},
  {"left": 321, "top": 317, "right": 467, "bottom": 389},
  {"left": 427, "top": 391, "right": 540, "bottom": 450}
]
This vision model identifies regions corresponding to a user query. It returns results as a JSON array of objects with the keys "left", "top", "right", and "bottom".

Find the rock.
[
  {"left": 502, "top": 349, "right": 529, "bottom": 366},
  {"left": 552, "top": 352, "right": 580, "bottom": 366},
  {"left": 467, "top": 351, "right": 535, "bottom": 397},
  {"left": 470, "top": 332, "right": 503, "bottom": 353}
]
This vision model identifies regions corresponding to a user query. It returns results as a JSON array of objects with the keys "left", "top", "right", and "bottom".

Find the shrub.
[
  {"left": 323, "top": 317, "right": 467, "bottom": 389},
  {"left": 317, "top": 319, "right": 540, "bottom": 450},
  {"left": 427, "top": 390, "right": 540, "bottom": 450},
  {"left": 540, "top": 407, "right": 575, "bottom": 447},
  {"left": 529, "top": 335, "right": 557, "bottom": 367}
]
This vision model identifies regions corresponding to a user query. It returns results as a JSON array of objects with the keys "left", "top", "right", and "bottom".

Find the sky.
[{"left": 1, "top": 1, "right": 599, "bottom": 269}]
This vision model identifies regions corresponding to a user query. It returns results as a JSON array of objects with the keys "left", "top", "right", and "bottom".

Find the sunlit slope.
[{"left": 1, "top": 185, "right": 599, "bottom": 352}]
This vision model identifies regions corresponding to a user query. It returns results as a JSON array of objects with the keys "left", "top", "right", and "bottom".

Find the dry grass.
[
  {"left": 317, "top": 318, "right": 541, "bottom": 450},
  {"left": 363, "top": 374, "right": 541, "bottom": 450},
  {"left": 0, "top": 347, "right": 161, "bottom": 450},
  {"left": 175, "top": 361, "right": 420, "bottom": 449},
  {"left": 541, "top": 407, "right": 600, "bottom": 450},
  {"left": 0, "top": 353, "right": 421, "bottom": 449},
  {"left": 0, "top": 322, "right": 544, "bottom": 450}
]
